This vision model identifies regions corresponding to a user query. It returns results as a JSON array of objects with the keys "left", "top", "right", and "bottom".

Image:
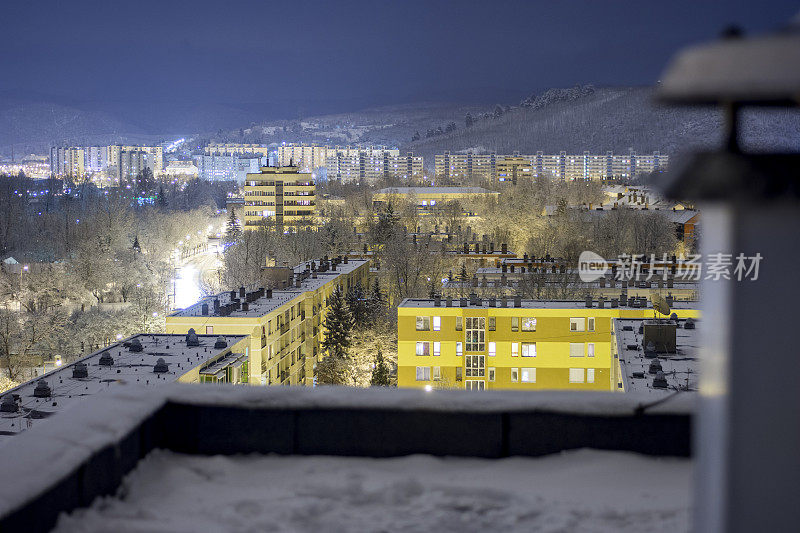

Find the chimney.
[
  {"left": 460, "top": 297, "right": 468, "bottom": 307},
  {"left": 242, "top": 302, "right": 249, "bottom": 312},
  {"left": 266, "top": 289, "right": 273, "bottom": 298},
  {"left": 514, "top": 295, "right": 522, "bottom": 308},
  {"left": 585, "top": 294, "right": 593, "bottom": 308},
  {"left": 230, "top": 290, "right": 236, "bottom": 299},
  {"left": 434, "top": 295, "right": 441, "bottom": 307},
  {"left": 445, "top": 297, "right": 452, "bottom": 307},
  {"left": 611, "top": 298, "right": 619, "bottom": 308},
  {"left": 239, "top": 286, "right": 246, "bottom": 298},
  {"left": 502, "top": 243, "right": 508, "bottom": 254},
  {"left": 500, "top": 296, "right": 507, "bottom": 307},
  {"left": 488, "top": 297, "right": 496, "bottom": 307},
  {"left": 598, "top": 296, "right": 605, "bottom": 308},
  {"left": 469, "top": 293, "right": 480, "bottom": 306}
]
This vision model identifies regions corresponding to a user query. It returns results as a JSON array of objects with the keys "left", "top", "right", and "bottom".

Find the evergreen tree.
[
  {"left": 460, "top": 263, "right": 468, "bottom": 282},
  {"left": 132, "top": 236, "right": 141, "bottom": 254},
  {"left": 321, "top": 287, "right": 354, "bottom": 359},
  {"left": 346, "top": 282, "right": 368, "bottom": 325},
  {"left": 371, "top": 346, "right": 390, "bottom": 386},
  {"left": 368, "top": 279, "right": 385, "bottom": 321},
  {"left": 156, "top": 185, "right": 168, "bottom": 208},
  {"left": 226, "top": 207, "right": 242, "bottom": 242}
]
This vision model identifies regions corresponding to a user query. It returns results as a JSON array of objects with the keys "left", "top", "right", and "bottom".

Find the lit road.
[{"left": 170, "top": 241, "right": 223, "bottom": 310}]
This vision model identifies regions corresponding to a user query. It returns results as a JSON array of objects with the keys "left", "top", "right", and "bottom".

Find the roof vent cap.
[
  {"left": 34, "top": 379, "right": 51, "bottom": 398},
  {"left": 129, "top": 338, "right": 143, "bottom": 352},
  {"left": 72, "top": 362, "right": 88, "bottom": 379},
  {"left": 185, "top": 328, "right": 200, "bottom": 347},
  {"left": 99, "top": 352, "right": 114, "bottom": 366},
  {"left": 214, "top": 336, "right": 228, "bottom": 349},
  {"left": 0, "top": 395, "right": 18, "bottom": 412},
  {"left": 153, "top": 358, "right": 169, "bottom": 373},
  {"left": 685, "top": 318, "right": 696, "bottom": 329}
]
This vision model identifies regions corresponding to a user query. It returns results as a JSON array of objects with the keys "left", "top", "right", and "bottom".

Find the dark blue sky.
[{"left": 1, "top": 0, "right": 798, "bottom": 114}]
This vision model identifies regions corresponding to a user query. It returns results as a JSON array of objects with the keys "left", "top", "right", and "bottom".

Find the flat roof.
[
  {"left": 170, "top": 259, "right": 369, "bottom": 319},
  {"left": 398, "top": 298, "right": 698, "bottom": 310},
  {"left": 0, "top": 333, "right": 246, "bottom": 445},
  {"left": 615, "top": 318, "right": 699, "bottom": 396},
  {"left": 374, "top": 187, "right": 498, "bottom": 195}
]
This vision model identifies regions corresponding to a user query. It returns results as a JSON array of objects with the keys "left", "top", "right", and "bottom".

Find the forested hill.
[{"left": 401, "top": 86, "right": 800, "bottom": 164}]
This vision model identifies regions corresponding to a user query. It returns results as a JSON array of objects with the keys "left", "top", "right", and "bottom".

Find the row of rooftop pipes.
[
  {"left": 431, "top": 292, "right": 675, "bottom": 310},
  {"left": 625, "top": 318, "right": 696, "bottom": 390},
  {"left": 202, "top": 255, "right": 352, "bottom": 317},
  {"left": 0, "top": 331, "right": 232, "bottom": 411}
]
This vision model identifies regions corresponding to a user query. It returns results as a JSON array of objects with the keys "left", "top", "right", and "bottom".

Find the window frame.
[
  {"left": 455, "top": 316, "right": 463, "bottom": 331},
  {"left": 432, "top": 316, "right": 441, "bottom": 331},
  {"left": 416, "top": 316, "right": 431, "bottom": 331},
  {"left": 415, "top": 366, "right": 431, "bottom": 381},
  {"left": 570, "top": 318, "right": 585, "bottom": 332},
  {"left": 521, "top": 367, "right": 536, "bottom": 383},
  {"left": 587, "top": 343, "right": 595, "bottom": 358},
  {"left": 488, "top": 317, "right": 496, "bottom": 331},
  {"left": 521, "top": 317, "right": 537, "bottom": 331},
  {"left": 569, "top": 368, "right": 585, "bottom": 383},
  {"left": 569, "top": 342, "right": 584, "bottom": 357},
  {"left": 587, "top": 368, "right": 595, "bottom": 383},
  {"left": 511, "top": 367, "right": 519, "bottom": 382},
  {"left": 488, "top": 341, "right": 496, "bottom": 357},
  {"left": 433, "top": 341, "right": 441, "bottom": 356},
  {"left": 521, "top": 342, "right": 537, "bottom": 357},
  {"left": 488, "top": 367, "right": 496, "bottom": 382},
  {"left": 416, "top": 341, "right": 430, "bottom": 356},
  {"left": 511, "top": 317, "right": 519, "bottom": 332},
  {"left": 587, "top": 317, "right": 595, "bottom": 332}
]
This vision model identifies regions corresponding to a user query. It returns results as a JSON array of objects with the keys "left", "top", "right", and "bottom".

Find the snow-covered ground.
[{"left": 53, "top": 449, "right": 691, "bottom": 533}]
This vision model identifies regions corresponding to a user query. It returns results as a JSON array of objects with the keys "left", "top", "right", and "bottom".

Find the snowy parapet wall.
[{"left": 0, "top": 384, "right": 693, "bottom": 533}]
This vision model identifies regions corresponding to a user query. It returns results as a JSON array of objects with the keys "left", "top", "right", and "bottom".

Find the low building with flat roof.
[
  {"left": 0, "top": 333, "right": 248, "bottom": 445},
  {"left": 397, "top": 296, "right": 699, "bottom": 392}
]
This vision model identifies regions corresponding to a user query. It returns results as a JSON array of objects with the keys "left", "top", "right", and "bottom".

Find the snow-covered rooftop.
[
  {"left": 52, "top": 448, "right": 691, "bottom": 533},
  {"left": 374, "top": 186, "right": 498, "bottom": 195},
  {"left": 399, "top": 298, "right": 699, "bottom": 310},
  {"left": 0, "top": 333, "right": 246, "bottom": 445},
  {"left": 616, "top": 318, "right": 700, "bottom": 395},
  {"left": 170, "top": 258, "right": 369, "bottom": 318}
]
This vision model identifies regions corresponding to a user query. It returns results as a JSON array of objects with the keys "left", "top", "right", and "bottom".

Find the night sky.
[{"left": 1, "top": 0, "right": 798, "bottom": 113}]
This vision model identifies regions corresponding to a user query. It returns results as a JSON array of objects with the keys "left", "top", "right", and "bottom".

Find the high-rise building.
[
  {"left": 205, "top": 143, "right": 271, "bottom": 157},
  {"left": 49, "top": 147, "right": 85, "bottom": 178},
  {"left": 243, "top": 165, "right": 316, "bottom": 229}
]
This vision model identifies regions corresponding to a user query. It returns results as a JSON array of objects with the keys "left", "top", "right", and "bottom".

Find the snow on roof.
[
  {"left": 374, "top": 186, "right": 498, "bottom": 196},
  {"left": 2, "top": 257, "right": 19, "bottom": 265},
  {"left": 399, "top": 298, "right": 699, "bottom": 310},
  {"left": 170, "top": 259, "right": 369, "bottom": 318},
  {"left": 616, "top": 318, "right": 700, "bottom": 396},
  {"left": 0, "top": 333, "right": 247, "bottom": 445},
  {"left": 53, "top": 448, "right": 692, "bottom": 532}
]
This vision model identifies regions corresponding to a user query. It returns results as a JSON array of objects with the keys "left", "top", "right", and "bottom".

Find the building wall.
[
  {"left": 243, "top": 166, "right": 316, "bottom": 228},
  {"left": 166, "top": 260, "right": 371, "bottom": 386},
  {"left": 435, "top": 151, "right": 669, "bottom": 183},
  {"left": 397, "top": 302, "right": 699, "bottom": 391},
  {"left": 206, "top": 143, "right": 271, "bottom": 157}
]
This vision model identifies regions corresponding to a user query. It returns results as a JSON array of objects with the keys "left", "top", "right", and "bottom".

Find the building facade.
[
  {"left": 397, "top": 297, "right": 699, "bottom": 391},
  {"left": 205, "top": 143, "right": 271, "bottom": 157},
  {"left": 435, "top": 151, "right": 668, "bottom": 183},
  {"left": 166, "top": 257, "right": 370, "bottom": 386},
  {"left": 243, "top": 165, "right": 316, "bottom": 228}
]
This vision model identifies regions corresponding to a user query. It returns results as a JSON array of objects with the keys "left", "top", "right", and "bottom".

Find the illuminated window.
[
  {"left": 522, "top": 343, "right": 536, "bottom": 357},
  {"left": 569, "top": 368, "right": 585, "bottom": 383},
  {"left": 432, "top": 316, "right": 441, "bottom": 331},
  {"left": 433, "top": 341, "right": 441, "bottom": 356},
  {"left": 466, "top": 317, "right": 485, "bottom": 351},
  {"left": 521, "top": 368, "right": 536, "bottom": 383},
  {"left": 206, "top": 326, "right": 213, "bottom": 334},
  {"left": 456, "top": 342, "right": 463, "bottom": 356},
  {"left": 465, "top": 354, "right": 485, "bottom": 377},
  {"left": 416, "top": 342, "right": 430, "bottom": 356},
  {"left": 488, "top": 342, "right": 496, "bottom": 356},
  {"left": 587, "top": 368, "right": 595, "bottom": 383},
  {"left": 511, "top": 342, "right": 519, "bottom": 357},
  {"left": 587, "top": 343, "right": 595, "bottom": 357}
]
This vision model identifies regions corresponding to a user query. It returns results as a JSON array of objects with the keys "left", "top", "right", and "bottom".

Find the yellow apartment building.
[
  {"left": 243, "top": 165, "right": 316, "bottom": 229},
  {"left": 166, "top": 257, "right": 370, "bottom": 386},
  {"left": 372, "top": 186, "right": 499, "bottom": 211},
  {"left": 397, "top": 296, "right": 699, "bottom": 391}
]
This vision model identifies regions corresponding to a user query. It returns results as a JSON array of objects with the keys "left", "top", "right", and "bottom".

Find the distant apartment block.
[
  {"left": 193, "top": 154, "right": 264, "bottom": 182},
  {"left": 435, "top": 151, "right": 668, "bottom": 183},
  {"left": 50, "top": 144, "right": 164, "bottom": 181},
  {"left": 276, "top": 144, "right": 423, "bottom": 182},
  {"left": 243, "top": 165, "right": 316, "bottom": 229},
  {"left": 205, "top": 143, "right": 271, "bottom": 157},
  {"left": 372, "top": 186, "right": 499, "bottom": 210}
]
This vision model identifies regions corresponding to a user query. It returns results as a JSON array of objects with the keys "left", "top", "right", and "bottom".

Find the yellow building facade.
[
  {"left": 397, "top": 298, "right": 699, "bottom": 391},
  {"left": 243, "top": 165, "right": 316, "bottom": 229},
  {"left": 166, "top": 258, "right": 370, "bottom": 386}
]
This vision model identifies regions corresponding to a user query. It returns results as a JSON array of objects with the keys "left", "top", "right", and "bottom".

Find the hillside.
[{"left": 402, "top": 87, "right": 800, "bottom": 165}]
